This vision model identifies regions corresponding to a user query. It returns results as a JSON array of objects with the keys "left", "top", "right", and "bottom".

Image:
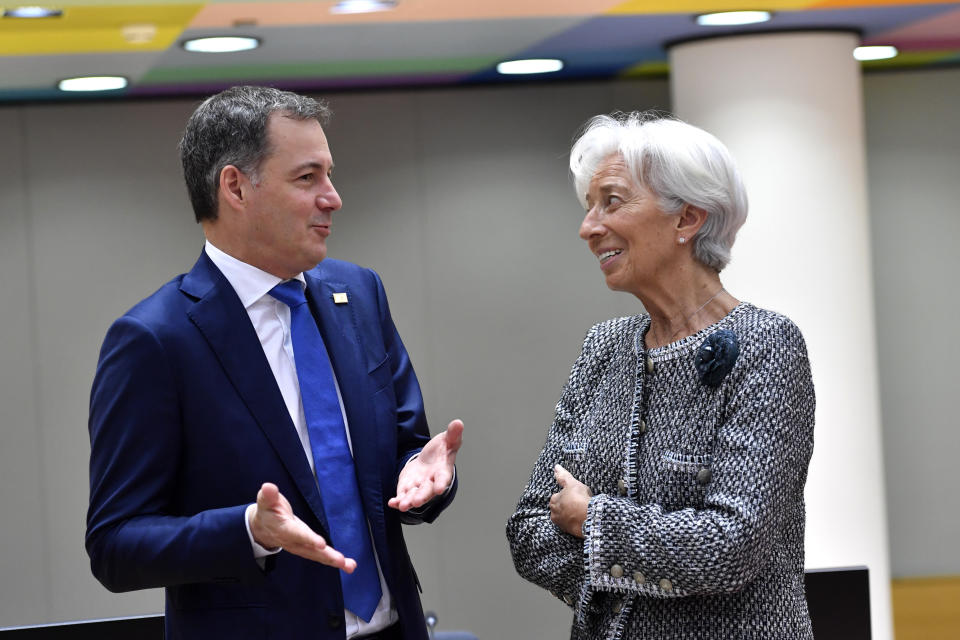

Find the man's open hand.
[
  {"left": 388, "top": 419, "right": 463, "bottom": 512},
  {"left": 249, "top": 482, "right": 356, "bottom": 572}
]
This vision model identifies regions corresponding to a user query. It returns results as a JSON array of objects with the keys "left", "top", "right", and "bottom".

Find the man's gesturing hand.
[
  {"left": 388, "top": 419, "right": 464, "bottom": 512},
  {"left": 249, "top": 482, "right": 356, "bottom": 572},
  {"left": 550, "top": 464, "right": 592, "bottom": 538}
]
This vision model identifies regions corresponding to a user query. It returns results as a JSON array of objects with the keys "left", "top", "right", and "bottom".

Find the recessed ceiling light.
[
  {"left": 58, "top": 76, "right": 128, "bottom": 92},
  {"left": 496, "top": 59, "right": 564, "bottom": 75},
  {"left": 182, "top": 36, "right": 260, "bottom": 53},
  {"left": 330, "top": 0, "right": 397, "bottom": 15},
  {"left": 853, "top": 45, "right": 898, "bottom": 61},
  {"left": 3, "top": 6, "right": 62, "bottom": 18},
  {"left": 695, "top": 11, "right": 772, "bottom": 27}
]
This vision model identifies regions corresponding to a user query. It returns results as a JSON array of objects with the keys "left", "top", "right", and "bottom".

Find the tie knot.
[{"left": 269, "top": 280, "right": 307, "bottom": 308}]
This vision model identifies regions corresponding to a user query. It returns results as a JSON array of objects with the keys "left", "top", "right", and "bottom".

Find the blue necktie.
[{"left": 269, "top": 280, "right": 382, "bottom": 622}]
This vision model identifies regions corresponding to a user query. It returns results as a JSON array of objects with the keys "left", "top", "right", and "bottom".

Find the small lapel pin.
[{"left": 332, "top": 292, "right": 349, "bottom": 304}]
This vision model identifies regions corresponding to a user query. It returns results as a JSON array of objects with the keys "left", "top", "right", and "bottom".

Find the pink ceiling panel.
[
  {"left": 190, "top": 0, "right": 623, "bottom": 28},
  {"left": 865, "top": 5, "right": 960, "bottom": 46}
]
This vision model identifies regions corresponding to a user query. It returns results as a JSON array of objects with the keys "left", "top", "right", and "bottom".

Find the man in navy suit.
[{"left": 86, "top": 86, "right": 463, "bottom": 640}]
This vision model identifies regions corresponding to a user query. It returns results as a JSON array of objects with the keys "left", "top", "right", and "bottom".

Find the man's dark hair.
[{"left": 178, "top": 86, "right": 332, "bottom": 222}]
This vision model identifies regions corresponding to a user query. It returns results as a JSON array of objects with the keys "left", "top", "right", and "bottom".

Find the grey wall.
[
  {"left": 864, "top": 67, "right": 960, "bottom": 578},
  {"left": 0, "top": 68, "right": 955, "bottom": 635}
]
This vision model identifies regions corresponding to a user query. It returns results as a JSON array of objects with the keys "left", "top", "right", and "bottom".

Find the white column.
[{"left": 670, "top": 32, "right": 891, "bottom": 640}]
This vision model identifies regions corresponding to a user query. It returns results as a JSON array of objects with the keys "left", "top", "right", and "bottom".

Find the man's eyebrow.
[{"left": 291, "top": 160, "right": 333, "bottom": 174}]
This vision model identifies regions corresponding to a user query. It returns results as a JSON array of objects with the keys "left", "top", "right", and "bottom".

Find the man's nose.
[{"left": 320, "top": 183, "right": 342, "bottom": 211}]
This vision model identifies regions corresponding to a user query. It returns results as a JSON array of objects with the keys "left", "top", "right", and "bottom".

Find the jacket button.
[
  {"left": 639, "top": 419, "right": 648, "bottom": 434},
  {"left": 327, "top": 614, "right": 343, "bottom": 629},
  {"left": 645, "top": 356, "right": 655, "bottom": 374},
  {"left": 610, "top": 564, "right": 624, "bottom": 579},
  {"left": 617, "top": 479, "right": 627, "bottom": 496},
  {"left": 633, "top": 571, "right": 645, "bottom": 584},
  {"left": 696, "top": 468, "right": 712, "bottom": 484},
  {"left": 659, "top": 578, "right": 673, "bottom": 592}
]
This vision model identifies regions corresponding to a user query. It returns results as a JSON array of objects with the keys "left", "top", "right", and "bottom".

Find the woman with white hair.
[{"left": 506, "top": 112, "right": 815, "bottom": 639}]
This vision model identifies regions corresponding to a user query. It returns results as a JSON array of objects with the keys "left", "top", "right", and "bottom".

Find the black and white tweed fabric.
[{"left": 506, "top": 303, "right": 815, "bottom": 639}]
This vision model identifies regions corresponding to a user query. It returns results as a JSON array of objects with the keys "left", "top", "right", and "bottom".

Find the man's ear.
[
  {"left": 676, "top": 203, "right": 708, "bottom": 238},
  {"left": 219, "top": 165, "right": 249, "bottom": 212}
]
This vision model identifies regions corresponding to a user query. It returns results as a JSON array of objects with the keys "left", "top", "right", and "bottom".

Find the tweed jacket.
[{"left": 507, "top": 303, "right": 815, "bottom": 640}]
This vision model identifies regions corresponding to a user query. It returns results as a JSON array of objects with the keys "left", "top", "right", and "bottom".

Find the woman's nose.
[{"left": 579, "top": 206, "right": 603, "bottom": 241}]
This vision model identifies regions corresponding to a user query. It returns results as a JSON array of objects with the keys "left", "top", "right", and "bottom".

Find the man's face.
[{"left": 241, "top": 113, "right": 342, "bottom": 278}]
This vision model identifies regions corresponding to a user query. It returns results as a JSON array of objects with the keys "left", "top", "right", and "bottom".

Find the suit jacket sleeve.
[{"left": 86, "top": 314, "right": 267, "bottom": 593}]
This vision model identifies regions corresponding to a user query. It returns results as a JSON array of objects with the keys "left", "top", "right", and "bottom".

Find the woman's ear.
[{"left": 677, "top": 203, "right": 708, "bottom": 238}]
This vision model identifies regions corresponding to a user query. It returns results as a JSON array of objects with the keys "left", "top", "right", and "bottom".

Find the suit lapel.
[
  {"left": 305, "top": 272, "right": 387, "bottom": 540},
  {"left": 180, "top": 253, "right": 330, "bottom": 534}
]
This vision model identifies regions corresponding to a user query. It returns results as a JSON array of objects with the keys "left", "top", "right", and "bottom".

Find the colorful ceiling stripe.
[
  {"left": 0, "top": 4, "right": 202, "bottom": 55},
  {"left": 0, "top": 0, "right": 956, "bottom": 102}
]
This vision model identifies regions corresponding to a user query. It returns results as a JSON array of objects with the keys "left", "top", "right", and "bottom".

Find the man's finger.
[
  {"left": 388, "top": 487, "right": 413, "bottom": 510},
  {"left": 257, "top": 482, "right": 280, "bottom": 508},
  {"left": 432, "top": 472, "right": 450, "bottom": 496},
  {"left": 295, "top": 541, "right": 355, "bottom": 573},
  {"left": 413, "top": 481, "right": 434, "bottom": 506},
  {"left": 444, "top": 419, "right": 464, "bottom": 450}
]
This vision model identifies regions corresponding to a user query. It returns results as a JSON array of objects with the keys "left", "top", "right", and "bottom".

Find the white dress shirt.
[{"left": 204, "top": 241, "right": 397, "bottom": 638}]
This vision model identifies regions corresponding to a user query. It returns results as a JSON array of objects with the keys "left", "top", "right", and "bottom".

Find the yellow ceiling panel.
[
  {"left": 0, "top": 4, "right": 202, "bottom": 55},
  {"left": 4, "top": 0, "right": 202, "bottom": 4}
]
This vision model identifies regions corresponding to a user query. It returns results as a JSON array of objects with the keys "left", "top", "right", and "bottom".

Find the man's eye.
[
  {"left": 298, "top": 174, "right": 314, "bottom": 182},
  {"left": 607, "top": 195, "right": 622, "bottom": 206}
]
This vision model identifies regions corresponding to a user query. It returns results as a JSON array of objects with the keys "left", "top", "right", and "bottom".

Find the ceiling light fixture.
[
  {"left": 496, "top": 58, "right": 564, "bottom": 75},
  {"left": 853, "top": 45, "right": 898, "bottom": 61},
  {"left": 695, "top": 11, "right": 772, "bottom": 26},
  {"left": 330, "top": 0, "right": 397, "bottom": 15},
  {"left": 3, "top": 6, "right": 62, "bottom": 18},
  {"left": 58, "top": 76, "right": 128, "bottom": 92},
  {"left": 182, "top": 36, "right": 260, "bottom": 53}
]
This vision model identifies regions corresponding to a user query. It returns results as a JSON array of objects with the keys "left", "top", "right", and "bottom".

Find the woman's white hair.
[{"left": 570, "top": 111, "right": 748, "bottom": 271}]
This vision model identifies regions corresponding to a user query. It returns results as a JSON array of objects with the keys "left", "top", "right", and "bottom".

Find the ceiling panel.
[
  {"left": 188, "top": 0, "right": 619, "bottom": 27},
  {"left": 0, "top": 0, "right": 956, "bottom": 104}
]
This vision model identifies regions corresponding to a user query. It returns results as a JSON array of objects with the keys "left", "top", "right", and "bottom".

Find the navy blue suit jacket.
[{"left": 86, "top": 253, "right": 455, "bottom": 640}]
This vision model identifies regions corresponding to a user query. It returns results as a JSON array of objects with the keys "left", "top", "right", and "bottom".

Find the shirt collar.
[{"left": 204, "top": 240, "right": 306, "bottom": 309}]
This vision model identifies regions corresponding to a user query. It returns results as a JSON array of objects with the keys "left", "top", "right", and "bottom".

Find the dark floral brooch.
[{"left": 695, "top": 329, "right": 739, "bottom": 387}]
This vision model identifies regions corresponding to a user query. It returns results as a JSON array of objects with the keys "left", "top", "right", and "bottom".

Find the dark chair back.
[{"left": 804, "top": 565, "right": 871, "bottom": 640}]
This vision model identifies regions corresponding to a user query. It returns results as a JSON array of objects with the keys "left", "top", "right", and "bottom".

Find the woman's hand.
[{"left": 550, "top": 464, "right": 592, "bottom": 538}]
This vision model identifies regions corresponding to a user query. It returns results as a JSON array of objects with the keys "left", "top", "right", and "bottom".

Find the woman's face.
[{"left": 579, "top": 154, "right": 677, "bottom": 295}]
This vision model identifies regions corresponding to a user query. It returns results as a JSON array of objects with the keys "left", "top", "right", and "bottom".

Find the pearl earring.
[{"left": 678, "top": 237, "right": 686, "bottom": 245}]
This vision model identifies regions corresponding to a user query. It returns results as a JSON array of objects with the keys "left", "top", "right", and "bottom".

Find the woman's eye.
[{"left": 607, "top": 195, "right": 622, "bottom": 206}]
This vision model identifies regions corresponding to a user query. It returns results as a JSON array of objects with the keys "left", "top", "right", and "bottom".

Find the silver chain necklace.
[{"left": 653, "top": 287, "right": 726, "bottom": 346}]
